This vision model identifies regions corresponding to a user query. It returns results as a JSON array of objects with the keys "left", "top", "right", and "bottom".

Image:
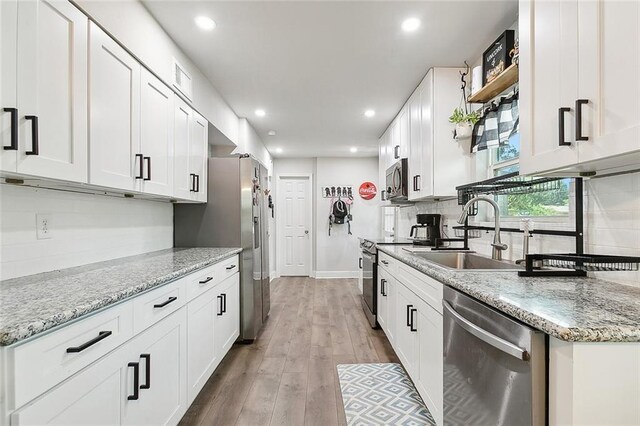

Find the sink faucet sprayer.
[{"left": 457, "top": 196, "right": 508, "bottom": 260}]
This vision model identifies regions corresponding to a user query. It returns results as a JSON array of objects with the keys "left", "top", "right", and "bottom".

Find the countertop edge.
[
  {"left": 376, "top": 246, "right": 640, "bottom": 343},
  {"left": 0, "top": 248, "right": 243, "bottom": 347}
]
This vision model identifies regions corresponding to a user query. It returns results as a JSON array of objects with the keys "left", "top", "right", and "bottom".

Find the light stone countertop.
[
  {"left": 377, "top": 245, "right": 640, "bottom": 343},
  {"left": 0, "top": 247, "right": 242, "bottom": 346}
]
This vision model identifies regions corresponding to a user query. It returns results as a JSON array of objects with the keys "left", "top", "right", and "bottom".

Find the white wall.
[
  {"left": 396, "top": 172, "right": 640, "bottom": 288},
  {"left": 272, "top": 157, "right": 380, "bottom": 279},
  {"left": 0, "top": 185, "right": 173, "bottom": 281},
  {"left": 236, "top": 118, "right": 273, "bottom": 173}
]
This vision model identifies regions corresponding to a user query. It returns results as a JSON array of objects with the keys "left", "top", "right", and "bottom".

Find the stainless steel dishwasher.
[{"left": 443, "top": 286, "right": 546, "bottom": 426}]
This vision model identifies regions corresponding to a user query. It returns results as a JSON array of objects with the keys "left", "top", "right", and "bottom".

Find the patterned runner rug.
[{"left": 337, "top": 363, "right": 435, "bottom": 426}]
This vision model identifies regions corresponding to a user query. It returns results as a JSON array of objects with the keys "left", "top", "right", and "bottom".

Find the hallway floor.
[{"left": 179, "top": 277, "right": 399, "bottom": 426}]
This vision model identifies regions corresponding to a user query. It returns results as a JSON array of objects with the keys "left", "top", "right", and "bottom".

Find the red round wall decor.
[{"left": 359, "top": 182, "right": 377, "bottom": 200}]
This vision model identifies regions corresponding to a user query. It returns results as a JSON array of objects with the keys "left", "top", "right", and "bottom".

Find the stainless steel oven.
[
  {"left": 360, "top": 240, "right": 377, "bottom": 328},
  {"left": 443, "top": 286, "right": 546, "bottom": 425}
]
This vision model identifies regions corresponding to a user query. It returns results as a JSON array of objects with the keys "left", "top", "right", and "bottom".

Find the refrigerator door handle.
[{"left": 254, "top": 216, "right": 260, "bottom": 249}]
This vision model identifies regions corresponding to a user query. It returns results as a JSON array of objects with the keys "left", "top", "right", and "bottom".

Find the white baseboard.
[
  {"left": 314, "top": 271, "right": 359, "bottom": 279},
  {"left": 270, "top": 270, "right": 278, "bottom": 281}
]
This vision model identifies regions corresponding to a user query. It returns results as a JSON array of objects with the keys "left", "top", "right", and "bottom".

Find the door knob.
[{"left": 304, "top": 230, "right": 309, "bottom": 234}]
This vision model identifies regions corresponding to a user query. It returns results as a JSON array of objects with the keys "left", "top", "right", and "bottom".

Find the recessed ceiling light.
[
  {"left": 350, "top": 147, "right": 358, "bottom": 153},
  {"left": 255, "top": 109, "right": 266, "bottom": 117},
  {"left": 268, "top": 130, "right": 277, "bottom": 136},
  {"left": 195, "top": 16, "right": 216, "bottom": 31},
  {"left": 364, "top": 109, "right": 375, "bottom": 118},
  {"left": 274, "top": 148, "right": 283, "bottom": 153},
  {"left": 401, "top": 17, "right": 421, "bottom": 32}
]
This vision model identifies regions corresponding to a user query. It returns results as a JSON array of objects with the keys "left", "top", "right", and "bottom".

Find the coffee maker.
[{"left": 410, "top": 214, "right": 442, "bottom": 246}]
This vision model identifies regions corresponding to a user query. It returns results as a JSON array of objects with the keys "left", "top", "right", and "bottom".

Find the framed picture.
[{"left": 482, "top": 30, "right": 515, "bottom": 86}]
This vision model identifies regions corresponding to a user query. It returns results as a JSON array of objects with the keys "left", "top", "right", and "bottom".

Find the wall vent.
[{"left": 172, "top": 58, "right": 192, "bottom": 101}]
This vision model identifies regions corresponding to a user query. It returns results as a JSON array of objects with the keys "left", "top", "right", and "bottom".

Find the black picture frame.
[{"left": 482, "top": 30, "right": 515, "bottom": 86}]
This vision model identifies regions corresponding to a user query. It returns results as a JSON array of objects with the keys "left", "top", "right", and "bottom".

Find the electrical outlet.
[{"left": 36, "top": 214, "right": 52, "bottom": 239}]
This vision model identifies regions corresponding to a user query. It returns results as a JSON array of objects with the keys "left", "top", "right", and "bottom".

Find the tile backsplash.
[
  {"left": 0, "top": 184, "right": 173, "bottom": 281},
  {"left": 397, "top": 172, "right": 640, "bottom": 288}
]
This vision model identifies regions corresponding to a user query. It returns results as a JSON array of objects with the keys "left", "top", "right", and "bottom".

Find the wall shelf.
[{"left": 468, "top": 63, "right": 518, "bottom": 104}]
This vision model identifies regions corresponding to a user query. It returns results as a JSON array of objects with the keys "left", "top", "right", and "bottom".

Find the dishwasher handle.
[{"left": 443, "top": 301, "right": 529, "bottom": 361}]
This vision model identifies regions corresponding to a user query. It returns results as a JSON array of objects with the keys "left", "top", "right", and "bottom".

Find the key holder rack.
[{"left": 321, "top": 186, "right": 354, "bottom": 198}]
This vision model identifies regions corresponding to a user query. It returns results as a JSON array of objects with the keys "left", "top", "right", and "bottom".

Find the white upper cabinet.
[
  {"left": 173, "top": 97, "right": 208, "bottom": 202},
  {"left": 1, "top": 0, "right": 88, "bottom": 182},
  {"left": 89, "top": 22, "right": 141, "bottom": 191},
  {"left": 190, "top": 111, "right": 208, "bottom": 203},
  {"left": 520, "top": 0, "right": 640, "bottom": 175},
  {"left": 140, "top": 69, "right": 174, "bottom": 196},
  {"left": 576, "top": 0, "right": 640, "bottom": 165},
  {"left": 407, "top": 90, "right": 423, "bottom": 200}
]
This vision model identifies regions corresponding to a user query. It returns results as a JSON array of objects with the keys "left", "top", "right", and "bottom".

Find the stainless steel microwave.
[{"left": 385, "top": 158, "right": 408, "bottom": 202}]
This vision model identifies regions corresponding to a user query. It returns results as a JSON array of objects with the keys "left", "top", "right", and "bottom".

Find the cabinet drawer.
[
  {"left": 133, "top": 278, "right": 186, "bottom": 334},
  {"left": 378, "top": 251, "right": 398, "bottom": 273},
  {"left": 10, "top": 301, "right": 134, "bottom": 409},
  {"left": 214, "top": 255, "right": 239, "bottom": 280},
  {"left": 186, "top": 264, "right": 218, "bottom": 302},
  {"left": 397, "top": 262, "right": 443, "bottom": 314}
]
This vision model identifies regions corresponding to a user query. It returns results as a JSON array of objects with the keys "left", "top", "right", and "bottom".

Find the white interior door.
[{"left": 277, "top": 176, "right": 311, "bottom": 277}]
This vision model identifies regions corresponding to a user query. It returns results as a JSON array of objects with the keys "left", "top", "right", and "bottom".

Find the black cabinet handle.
[
  {"left": 406, "top": 304, "right": 413, "bottom": 327},
  {"left": 217, "top": 295, "right": 223, "bottom": 316},
  {"left": 127, "top": 362, "right": 140, "bottom": 400},
  {"left": 410, "top": 308, "right": 417, "bottom": 332},
  {"left": 3, "top": 108, "right": 18, "bottom": 150},
  {"left": 226, "top": 264, "right": 236, "bottom": 270},
  {"left": 558, "top": 107, "right": 571, "bottom": 146},
  {"left": 222, "top": 293, "right": 227, "bottom": 313},
  {"left": 359, "top": 258, "right": 363, "bottom": 269},
  {"left": 153, "top": 296, "right": 177, "bottom": 308},
  {"left": 195, "top": 174, "right": 200, "bottom": 193},
  {"left": 575, "top": 99, "right": 589, "bottom": 141},
  {"left": 25, "top": 115, "right": 38, "bottom": 155},
  {"left": 140, "top": 354, "right": 150, "bottom": 390},
  {"left": 381, "top": 260, "right": 389, "bottom": 265},
  {"left": 199, "top": 276, "right": 213, "bottom": 284},
  {"left": 189, "top": 173, "right": 196, "bottom": 192},
  {"left": 381, "top": 279, "right": 386, "bottom": 296},
  {"left": 394, "top": 145, "right": 400, "bottom": 159},
  {"left": 412, "top": 176, "right": 416, "bottom": 192},
  {"left": 66, "top": 330, "right": 112, "bottom": 353},
  {"left": 135, "top": 154, "right": 144, "bottom": 179},
  {"left": 143, "top": 156, "right": 151, "bottom": 181},
  {"left": 415, "top": 175, "right": 421, "bottom": 192}
]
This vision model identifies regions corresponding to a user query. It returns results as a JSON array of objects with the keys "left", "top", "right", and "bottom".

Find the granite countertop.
[
  {"left": 0, "top": 247, "right": 242, "bottom": 346},
  {"left": 377, "top": 246, "right": 640, "bottom": 343}
]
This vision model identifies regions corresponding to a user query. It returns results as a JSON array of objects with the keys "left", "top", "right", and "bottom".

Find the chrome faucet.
[{"left": 457, "top": 196, "right": 508, "bottom": 260}]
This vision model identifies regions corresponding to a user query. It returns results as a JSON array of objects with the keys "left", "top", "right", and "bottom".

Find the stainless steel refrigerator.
[{"left": 174, "top": 155, "right": 270, "bottom": 341}]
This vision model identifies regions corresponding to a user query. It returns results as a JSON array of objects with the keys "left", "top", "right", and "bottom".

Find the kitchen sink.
[{"left": 403, "top": 250, "right": 523, "bottom": 271}]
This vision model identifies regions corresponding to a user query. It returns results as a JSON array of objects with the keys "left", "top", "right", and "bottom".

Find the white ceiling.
[{"left": 142, "top": 0, "right": 518, "bottom": 158}]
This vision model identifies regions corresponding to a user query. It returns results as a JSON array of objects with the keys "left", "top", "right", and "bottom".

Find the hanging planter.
[{"left": 449, "top": 108, "right": 480, "bottom": 141}]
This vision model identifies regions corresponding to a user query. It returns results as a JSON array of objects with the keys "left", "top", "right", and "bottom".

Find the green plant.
[{"left": 448, "top": 107, "right": 481, "bottom": 125}]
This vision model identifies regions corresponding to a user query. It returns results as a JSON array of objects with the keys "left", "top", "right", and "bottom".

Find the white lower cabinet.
[
  {"left": 4, "top": 255, "right": 241, "bottom": 426},
  {"left": 379, "top": 257, "right": 443, "bottom": 426}
]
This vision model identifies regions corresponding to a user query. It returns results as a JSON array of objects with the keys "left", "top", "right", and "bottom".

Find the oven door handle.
[{"left": 443, "top": 301, "right": 528, "bottom": 360}]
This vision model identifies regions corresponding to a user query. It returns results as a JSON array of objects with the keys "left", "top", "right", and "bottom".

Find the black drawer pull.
[
  {"left": 25, "top": 115, "right": 38, "bottom": 155},
  {"left": 558, "top": 107, "right": 571, "bottom": 146},
  {"left": 199, "top": 276, "right": 213, "bottom": 284},
  {"left": 128, "top": 362, "right": 140, "bottom": 400},
  {"left": 3, "top": 107, "right": 18, "bottom": 150},
  {"left": 380, "top": 279, "right": 387, "bottom": 296},
  {"left": 381, "top": 260, "right": 389, "bottom": 265},
  {"left": 575, "top": 99, "right": 589, "bottom": 141},
  {"left": 226, "top": 264, "right": 236, "bottom": 270},
  {"left": 66, "top": 330, "right": 112, "bottom": 353},
  {"left": 143, "top": 156, "right": 151, "bottom": 181},
  {"left": 221, "top": 293, "right": 227, "bottom": 313},
  {"left": 406, "top": 304, "right": 413, "bottom": 327},
  {"left": 153, "top": 296, "right": 177, "bottom": 308},
  {"left": 410, "top": 308, "right": 417, "bottom": 332},
  {"left": 140, "top": 354, "right": 151, "bottom": 390},
  {"left": 135, "top": 154, "right": 144, "bottom": 179},
  {"left": 189, "top": 173, "right": 196, "bottom": 192},
  {"left": 217, "top": 295, "right": 223, "bottom": 316},
  {"left": 195, "top": 174, "right": 200, "bottom": 193}
]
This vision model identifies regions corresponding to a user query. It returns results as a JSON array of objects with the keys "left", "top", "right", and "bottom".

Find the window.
[{"left": 488, "top": 132, "right": 570, "bottom": 217}]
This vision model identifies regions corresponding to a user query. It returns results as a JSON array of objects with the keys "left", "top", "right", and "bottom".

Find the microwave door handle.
[
  {"left": 442, "top": 301, "right": 528, "bottom": 361},
  {"left": 392, "top": 167, "right": 401, "bottom": 192}
]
